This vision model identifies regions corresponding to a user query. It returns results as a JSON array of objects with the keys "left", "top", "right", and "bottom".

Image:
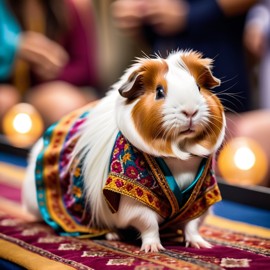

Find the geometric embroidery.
[
  {"left": 0, "top": 219, "right": 19, "bottom": 227},
  {"left": 35, "top": 104, "right": 222, "bottom": 238},
  {"left": 37, "top": 236, "right": 64, "bottom": 243},
  {"left": 0, "top": 212, "right": 269, "bottom": 270},
  {"left": 21, "top": 227, "right": 49, "bottom": 236},
  {"left": 58, "top": 243, "right": 82, "bottom": 251},
  {"left": 103, "top": 133, "right": 222, "bottom": 230},
  {"left": 134, "top": 264, "right": 165, "bottom": 270},
  {"left": 81, "top": 251, "right": 107, "bottom": 257},
  {"left": 106, "top": 258, "right": 135, "bottom": 266},
  {"left": 220, "top": 258, "right": 251, "bottom": 268}
]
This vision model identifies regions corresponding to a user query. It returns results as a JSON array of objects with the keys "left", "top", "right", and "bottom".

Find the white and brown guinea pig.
[{"left": 22, "top": 50, "right": 226, "bottom": 253}]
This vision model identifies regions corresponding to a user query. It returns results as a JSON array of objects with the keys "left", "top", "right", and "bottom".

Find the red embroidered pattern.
[{"left": 103, "top": 133, "right": 222, "bottom": 228}]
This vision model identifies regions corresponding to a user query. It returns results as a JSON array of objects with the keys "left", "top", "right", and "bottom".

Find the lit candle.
[
  {"left": 3, "top": 103, "right": 44, "bottom": 148},
  {"left": 217, "top": 137, "right": 268, "bottom": 186}
]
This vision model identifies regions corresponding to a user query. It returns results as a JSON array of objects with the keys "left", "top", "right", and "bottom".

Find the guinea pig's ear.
[
  {"left": 182, "top": 52, "right": 220, "bottom": 89},
  {"left": 118, "top": 70, "right": 144, "bottom": 100}
]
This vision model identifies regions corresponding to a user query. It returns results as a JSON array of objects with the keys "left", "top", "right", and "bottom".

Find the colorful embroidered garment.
[
  {"left": 35, "top": 103, "right": 107, "bottom": 237},
  {"left": 103, "top": 133, "right": 222, "bottom": 231},
  {"left": 35, "top": 104, "right": 222, "bottom": 237}
]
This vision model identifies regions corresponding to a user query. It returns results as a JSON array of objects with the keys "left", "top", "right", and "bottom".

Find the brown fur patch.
[
  {"left": 190, "top": 88, "right": 224, "bottom": 150},
  {"left": 130, "top": 60, "right": 174, "bottom": 154},
  {"left": 181, "top": 52, "right": 223, "bottom": 151},
  {"left": 181, "top": 52, "right": 220, "bottom": 89}
]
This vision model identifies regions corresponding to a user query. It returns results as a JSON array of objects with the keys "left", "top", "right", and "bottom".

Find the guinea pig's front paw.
[
  {"left": 185, "top": 233, "right": 213, "bottom": 249},
  {"left": 141, "top": 241, "right": 165, "bottom": 253}
]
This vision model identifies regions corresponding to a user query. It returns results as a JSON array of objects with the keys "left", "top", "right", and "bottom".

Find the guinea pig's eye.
[
  {"left": 155, "top": 85, "right": 165, "bottom": 100},
  {"left": 197, "top": 84, "right": 201, "bottom": 91}
]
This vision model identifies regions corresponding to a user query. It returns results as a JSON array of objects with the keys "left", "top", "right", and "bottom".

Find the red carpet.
[{"left": 0, "top": 161, "right": 270, "bottom": 269}]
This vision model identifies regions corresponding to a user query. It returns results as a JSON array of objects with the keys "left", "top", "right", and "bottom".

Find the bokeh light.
[
  {"left": 217, "top": 137, "right": 268, "bottom": 186},
  {"left": 2, "top": 103, "right": 44, "bottom": 148},
  {"left": 13, "top": 113, "right": 33, "bottom": 134},
  {"left": 233, "top": 146, "right": 255, "bottom": 171}
]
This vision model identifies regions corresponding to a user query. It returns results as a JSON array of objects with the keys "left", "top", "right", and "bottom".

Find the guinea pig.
[{"left": 22, "top": 50, "right": 226, "bottom": 253}]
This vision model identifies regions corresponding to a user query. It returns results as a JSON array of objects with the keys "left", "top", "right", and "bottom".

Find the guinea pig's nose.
[{"left": 182, "top": 109, "right": 198, "bottom": 118}]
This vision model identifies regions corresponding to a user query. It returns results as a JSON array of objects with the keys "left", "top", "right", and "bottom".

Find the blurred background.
[{"left": 0, "top": 0, "right": 270, "bottom": 190}]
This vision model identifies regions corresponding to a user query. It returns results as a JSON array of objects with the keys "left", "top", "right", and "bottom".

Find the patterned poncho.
[{"left": 35, "top": 104, "right": 222, "bottom": 237}]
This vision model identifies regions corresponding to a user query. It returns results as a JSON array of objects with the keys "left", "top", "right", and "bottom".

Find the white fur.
[
  {"left": 22, "top": 51, "right": 225, "bottom": 252},
  {"left": 22, "top": 139, "right": 43, "bottom": 219},
  {"left": 162, "top": 57, "right": 208, "bottom": 158},
  {"left": 71, "top": 91, "right": 120, "bottom": 229}
]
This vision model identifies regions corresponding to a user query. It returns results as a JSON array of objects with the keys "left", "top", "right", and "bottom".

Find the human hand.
[
  {"left": 18, "top": 31, "right": 68, "bottom": 80},
  {"left": 244, "top": 24, "right": 267, "bottom": 58},
  {"left": 111, "top": 0, "right": 146, "bottom": 36},
  {"left": 143, "top": 0, "right": 189, "bottom": 36},
  {"left": 112, "top": 0, "right": 188, "bottom": 37}
]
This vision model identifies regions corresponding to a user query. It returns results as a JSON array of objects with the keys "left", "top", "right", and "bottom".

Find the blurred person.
[
  {"left": 91, "top": 0, "right": 150, "bottom": 92},
  {"left": 0, "top": 0, "right": 99, "bottom": 129},
  {"left": 112, "top": 0, "right": 257, "bottom": 113},
  {"left": 244, "top": 0, "right": 270, "bottom": 109},
  {"left": 112, "top": 0, "right": 270, "bottom": 186}
]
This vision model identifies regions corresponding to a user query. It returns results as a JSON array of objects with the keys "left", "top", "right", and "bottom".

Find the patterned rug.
[{"left": 0, "top": 161, "right": 270, "bottom": 270}]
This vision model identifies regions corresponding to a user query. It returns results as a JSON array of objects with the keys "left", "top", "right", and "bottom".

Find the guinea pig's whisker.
[
  {"left": 205, "top": 121, "right": 223, "bottom": 143},
  {"left": 165, "top": 122, "right": 177, "bottom": 138},
  {"left": 160, "top": 118, "right": 181, "bottom": 141},
  {"left": 204, "top": 115, "right": 223, "bottom": 130},
  {"left": 206, "top": 125, "right": 217, "bottom": 139},
  {"left": 209, "top": 121, "right": 224, "bottom": 132},
  {"left": 219, "top": 97, "right": 242, "bottom": 109},
  {"left": 217, "top": 91, "right": 243, "bottom": 106},
  {"left": 154, "top": 120, "right": 171, "bottom": 141}
]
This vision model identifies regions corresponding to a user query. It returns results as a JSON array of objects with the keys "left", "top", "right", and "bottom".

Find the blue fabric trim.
[
  {"left": 59, "top": 231, "right": 81, "bottom": 237},
  {"left": 155, "top": 158, "right": 183, "bottom": 207},
  {"left": 155, "top": 157, "right": 207, "bottom": 208},
  {"left": 36, "top": 122, "right": 62, "bottom": 233},
  {"left": 183, "top": 158, "right": 207, "bottom": 193},
  {"left": 35, "top": 111, "right": 92, "bottom": 236}
]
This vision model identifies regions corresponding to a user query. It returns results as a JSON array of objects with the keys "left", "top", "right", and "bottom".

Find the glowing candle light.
[
  {"left": 233, "top": 146, "right": 256, "bottom": 171},
  {"left": 2, "top": 103, "right": 44, "bottom": 148},
  {"left": 217, "top": 137, "right": 268, "bottom": 186},
  {"left": 13, "top": 113, "right": 33, "bottom": 134}
]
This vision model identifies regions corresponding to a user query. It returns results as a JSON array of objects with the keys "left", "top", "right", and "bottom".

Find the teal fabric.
[
  {"left": 0, "top": 0, "right": 21, "bottom": 79},
  {"left": 35, "top": 111, "right": 92, "bottom": 236},
  {"left": 155, "top": 157, "right": 207, "bottom": 208},
  {"left": 35, "top": 122, "right": 60, "bottom": 232}
]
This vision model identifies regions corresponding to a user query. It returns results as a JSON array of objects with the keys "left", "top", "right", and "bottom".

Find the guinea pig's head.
[{"left": 116, "top": 50, "right": 226, "bottom": 160}]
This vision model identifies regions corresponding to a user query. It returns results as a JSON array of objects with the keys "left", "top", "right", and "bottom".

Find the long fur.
[
  {"left": 71, "top": 91, "right": 119, "bottom": 228},
  {"left": 23, "top": 50, "right": 226, "bottom": 252}
]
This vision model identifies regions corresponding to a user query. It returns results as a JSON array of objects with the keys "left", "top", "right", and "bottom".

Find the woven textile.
[
  {"left": 0, "top": 213, "right": 270, "bottom": 270},
  {"left": 0, "top": 161, "right": 270, "bottom": 269}
]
